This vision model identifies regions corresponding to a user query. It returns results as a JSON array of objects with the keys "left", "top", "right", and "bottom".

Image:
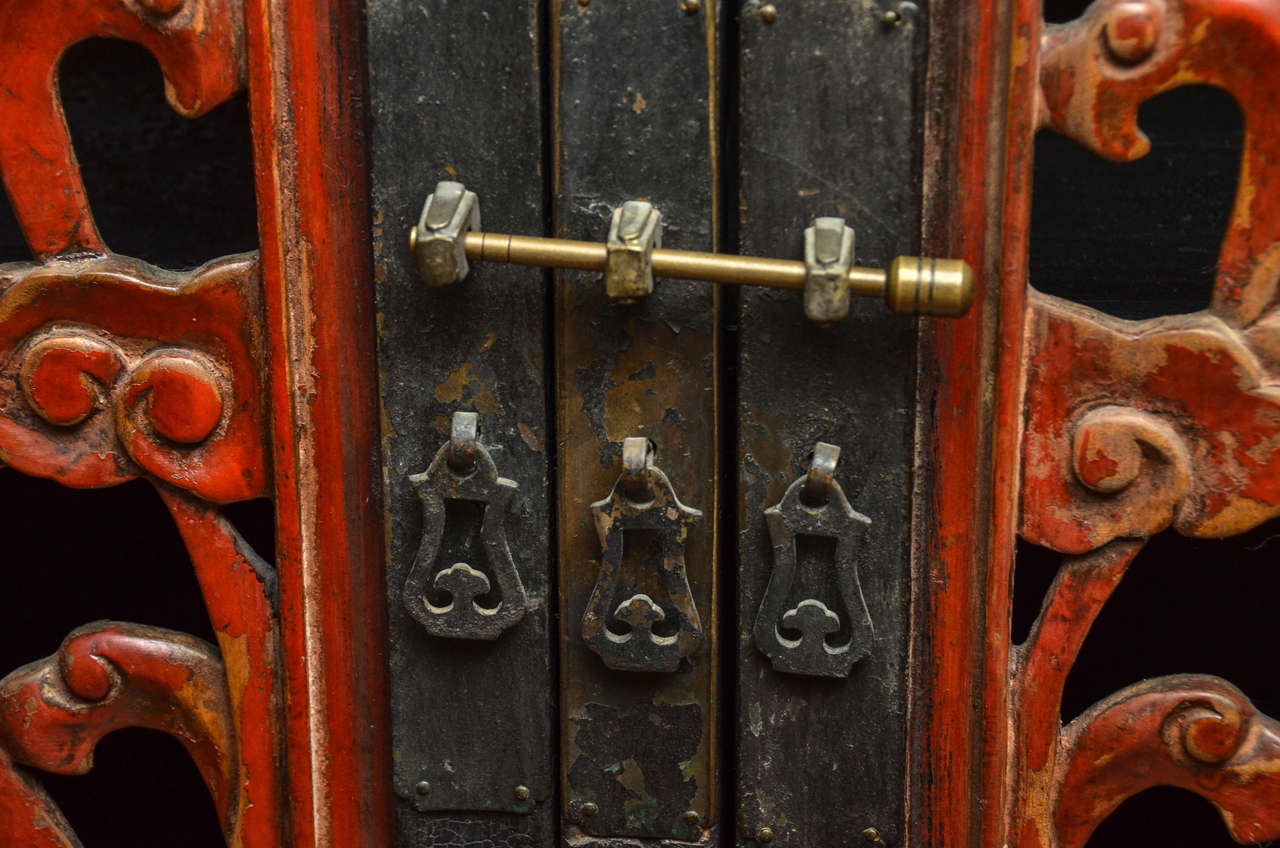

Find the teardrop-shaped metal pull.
[
  {"left": 754, "top": 442, "right": 873, "bottom": 677},
  {"left": 582, "top": 437, "right": 704, "bottom": 672},
  {"left": 403, "top": 411, "right": 528, "bottom": 640}
]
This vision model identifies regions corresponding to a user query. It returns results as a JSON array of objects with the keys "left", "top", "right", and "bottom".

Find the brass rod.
[{"left": 463, "top": 231, "right": 888, "bottom": 293}]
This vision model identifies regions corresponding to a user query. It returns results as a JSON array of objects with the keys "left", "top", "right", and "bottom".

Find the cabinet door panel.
[
  {"left": 734, "top": 3, "right": 922, "bottom": 846},
  {"left": 553, "top": 1, "right": 722, "bottom": 841},
  {"left": 367, "top": 2, "right": 556, "bottom": 845}
]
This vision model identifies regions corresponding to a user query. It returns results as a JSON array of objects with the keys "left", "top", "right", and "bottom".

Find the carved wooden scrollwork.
[
  {"left": 1056, "top": 675, "right": 1280, "bottom": 848},
  {"left": 0, "top": 256, "right": 266, "bottom": 502},
  {"left": 0, "top": 622, "right": 238, "bottom": 843},
  {"left": 0, "top": 0, "right": 245, "bottom": 260},
  {"left": 1014, "top": 0, "right": 1280, "bottom": 845},
  {"left": 0, "top": 0, "right": 280, "bottom": 842}
]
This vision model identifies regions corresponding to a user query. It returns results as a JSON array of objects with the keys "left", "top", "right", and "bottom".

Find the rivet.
[
  {"left": 415, "top": 781, "right": 431, "bottom": 796},
  {"left": 581, "top": 801, "right": 599, "bottom": 817},
  {"left": 862, "top": 827, "right": 885, "bottom": 844},
  {"left": 681, "top": 0, "right": 701, "bottom": 12},
  {"left": 514, "top": 785, "right": 531, "bottom": 801},
  {"left": 409, "top": 225, "right": 418, "bottom": 253},
  {"left": 760, "top": 4, "right": 779, "bottom": 24},
  {"left": 881, "top": 2, "right": 918, "bottom": 27},
  {"left": 757, "top": 825, "right": 775, "bottom": 843},
  {"left": 682, "top": 810, "right": 701, "bottom": 826}
]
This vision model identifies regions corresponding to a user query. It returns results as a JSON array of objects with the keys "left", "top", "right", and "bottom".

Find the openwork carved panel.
[
  {"left": 0, "top": 0, "right": 281, "bottom": 845},
  {"left": 1013, "top": 1, "right": 1280, "bottom": 845}
]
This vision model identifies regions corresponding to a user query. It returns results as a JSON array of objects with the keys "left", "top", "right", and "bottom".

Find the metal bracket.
[
  {"left": 410, "top": 180, "right": 480, "bottom": 288},
  {"left": 583, "top": 437, "right": 704, "bottom": 672},
  {"left": 753, "top": 442, "right": 874, "bottom": 677},
  {"left": 404, "top": 411, "right": 528, "bottom": 640},
  {"left": 605, "top": 200, "right": 662, "bottom": 303},
  {"left": 804, "top": 217, "right": 855, "bottom": 324}
]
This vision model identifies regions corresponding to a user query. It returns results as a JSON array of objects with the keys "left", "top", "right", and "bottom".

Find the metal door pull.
[
  {"left": 409, "top": 181, "right": 975, "bottom": 322},
  {"left": 403, "top": 411, "right": 528, "bottom": 640},
  {"left": 582, "top": 437, "right": 705, "bottom": 672},
  {"left": 754, "top": 442, "right": 874, "bottom": 677}
]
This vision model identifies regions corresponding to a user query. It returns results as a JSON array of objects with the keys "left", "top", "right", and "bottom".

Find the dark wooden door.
[
  {"left": 3, "top": 1, "right": 1280, "bottom": 847},
  {"left": 367, "top": 2, "right": 929, "bottom": 845}
]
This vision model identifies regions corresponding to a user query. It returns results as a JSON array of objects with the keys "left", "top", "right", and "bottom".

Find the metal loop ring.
[
  {"left": 620, "top": 436, "right": 656, "bottom": 501},
  {"left": 801, "top": 441, "right": 841, "bottom": 505},
  {"left": 447, "top": 410, "right": 478, "bottom": 472}
]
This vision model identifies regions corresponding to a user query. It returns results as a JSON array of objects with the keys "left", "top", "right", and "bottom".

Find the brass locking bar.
[
  {"left": 410, "top": 182, "right": 975, "bottom": 321},
  {"left": 462, "top": 231, "right": 971, "bottom": 317}
]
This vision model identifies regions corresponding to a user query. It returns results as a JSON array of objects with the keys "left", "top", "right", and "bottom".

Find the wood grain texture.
[
  {"left": 554, "top": 0, "right": 720, "bottom": 841},
  {"left": 245, "top": 0, "right": 392, "bottom": 843},
  {"left": 910, "top": 0, "right": 1038, "bottom": 845},
  {"left": 366, "top": 1, "right": 554, "bottom": 843},
  {"left": 733, "top": 2, "right": 920, "bottom": 844}
]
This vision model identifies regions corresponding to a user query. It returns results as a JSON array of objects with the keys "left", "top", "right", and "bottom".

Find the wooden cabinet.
[{"left": 1, "top": 1, "right": 1278, "bottom": 846}]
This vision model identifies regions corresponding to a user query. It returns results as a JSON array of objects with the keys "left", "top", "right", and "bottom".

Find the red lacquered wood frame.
[
  {"left": 911, "top": 0, "right": 1038, "bottom": 844},
  {"left": 245, "top": 0, "right": 393, "bottom": 844}
]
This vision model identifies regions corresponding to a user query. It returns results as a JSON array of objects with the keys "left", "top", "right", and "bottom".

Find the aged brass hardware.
[
  {"left": 605, "top": 199, "right": 662, "bottom": 302},
  {"left": 403, "top": 410, "right": 528, "bottom": 641},
  {"left": 582, "top": 437, "right": 705, "bottom": 672},
  {"left": 411, "top": 181, "right": 480, "bottom": 290},
  {"left": 753, "top": 442, "right": 874, "bottom": 677},
  {"left": 805, "top": 216, "right": 854, "bottom": 323},
  {"left": 410, "top": 181, "right": 975, "bottom": 318}
]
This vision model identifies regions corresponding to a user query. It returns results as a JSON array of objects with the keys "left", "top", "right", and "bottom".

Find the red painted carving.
[
  {"left": 0, "top": 255, "right": 266, "bottom": 502},
  {"left": 1013, "top": 0, "right": 1280, "bottom": 845},
  {"left": 0, "top": 0, "right": 284, "bottom": 844},
  {"left": 0, "top": 746, "right": 80, "bottom": 848},
  {"left": 0, "top": 0, "right": 245, "bottom": 259},
  {"left": 1057, "top": 675, "right": 1280, "bottom": 847},
  {"left": 1024, "top": 0, "right": 1280, "bottom": 553},
  {"left": 162, "top": 489, "right": 282, "bottom": 848},
  {"left": 0, "top": 623, "right": 237, "bottom": 843}
]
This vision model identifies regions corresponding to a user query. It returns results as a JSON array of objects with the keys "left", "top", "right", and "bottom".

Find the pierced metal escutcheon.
[
  {"left": 583, "top": 437, "right": 704, "bottom": 672},
  {"left": 753, "top": 442, "right": 874, "bottom": 677},
  {"left": 403, "top": 411, "right": 528, "bottom": 640}
]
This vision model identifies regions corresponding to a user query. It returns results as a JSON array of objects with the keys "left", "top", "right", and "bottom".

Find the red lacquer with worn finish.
[
  {"left": 0, "top": 0, "right": 298, "bottom": 845},
  {"left": 1006, "top": 1, "right": 1280, "bottom": 847},
  {"left": 244, "top": 0, "right": 393, "bottom": 843},
  {"left": 0, "top": 0, "right": 245, "bottom": 259}
]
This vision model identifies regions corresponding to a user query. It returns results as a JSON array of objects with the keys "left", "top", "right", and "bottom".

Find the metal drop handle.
[{"left": 408, "top": 181, "right": 975, "bottom": 323}]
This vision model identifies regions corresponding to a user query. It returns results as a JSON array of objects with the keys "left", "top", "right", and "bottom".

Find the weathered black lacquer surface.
[
  {"left": 735, "top": 2, "right": 922, "bottom": 845},
  {"left": 554, "top": 0, "right": 721, "bottom": 843},
  {"left": 367, "top": 2, "right": 554, "bottom": 845}
]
